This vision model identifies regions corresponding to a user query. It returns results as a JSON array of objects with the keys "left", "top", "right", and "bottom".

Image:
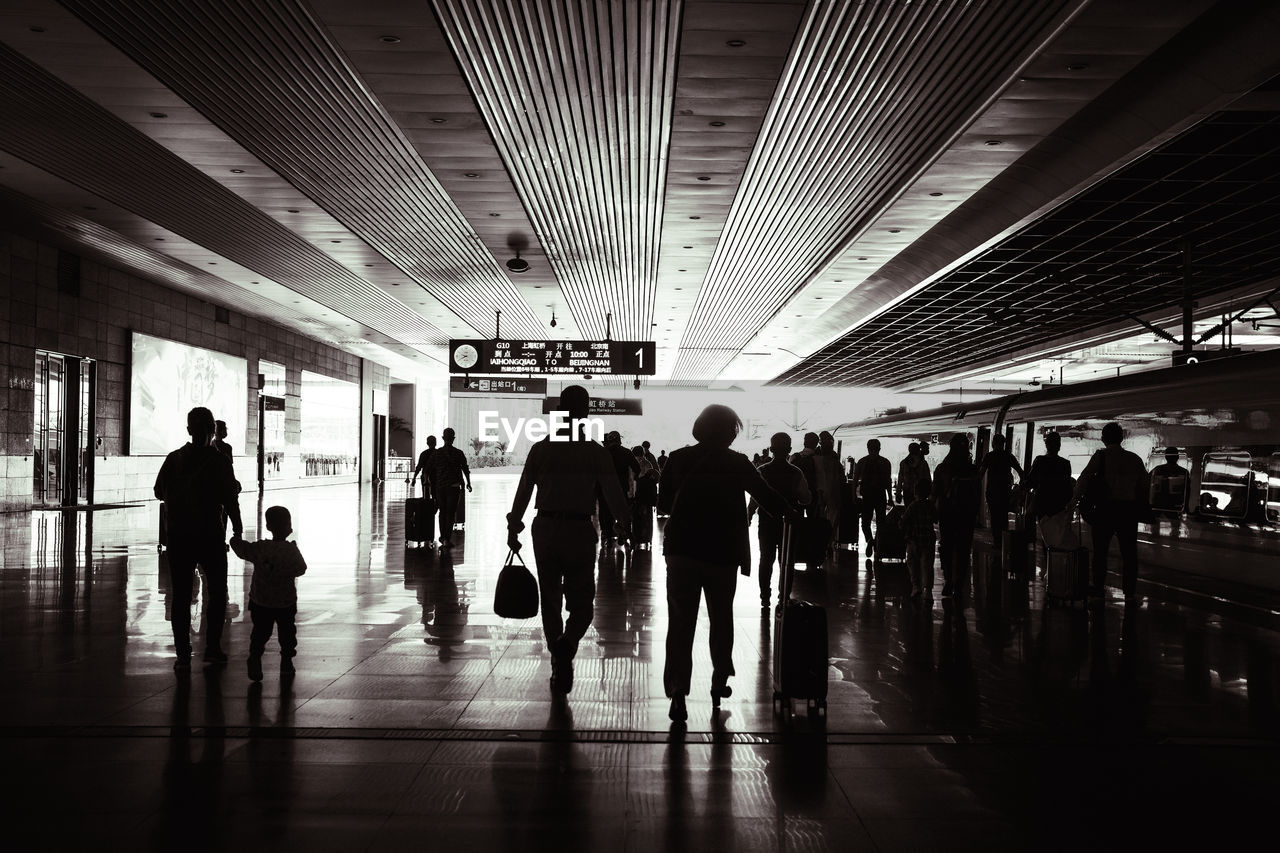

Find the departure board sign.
[
  {"left": 449, "top": 376, "right": 547, "bottom": 395},
  {"left": 541, "top": 397, "right": 643, "bottom": 416},
  {"left": 449, "top": 339, "right": 656, "bottom": 376}
]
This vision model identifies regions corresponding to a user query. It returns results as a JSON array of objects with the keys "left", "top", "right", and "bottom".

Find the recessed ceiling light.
[
  {"left": 689, "top": 216, "right": 701, "bottom": 220},
  {"left": 683, "top": 245, "right": 693, "bottom": 249},
  {"left": 330, "top": 240, "right": 341, "bottom": 243},
  {"left": 464, "top": 172, "right": 480, "bottom": 178},
  {"left": 230, "top": 168, "right": 245, "bottom": 173},
  {"left": 888, "top": 229, "right": 900, "bottom": 233},
  {"left": 1066, "top": 63, "right": 1089, "bottom": 71},
  {"left": 709, "top": 121, "right": 725, "bottom": 127},
  {"left": 154, "top": 237, "right": 164, "bottom": 241},
  {"left": 726, "top": 39, "right": 746, "bottom": 47},
  {"left": 984, "top": 139, "right": 1003, "bottom": 146},
  {"left": 857, "top": 257, "right": 867, "bottom": 261},
  {"left": 208, "top": 262, "right": 217, "bottom": 265},
  {"left": 364, "top": 264, "right": 373, "bottom": 267},
  {"left": 287, "top": 208, "right": 299, "bottom": 213},
  {"left": 379, "top": 35, "right": 401, "bottom": 44},
  {"left": 391, "top": 282, "right": 400, "bottom": 286},
  {"left": 696, "top": 176, "right": 710, "bottom": 181},
  {"left": 430, "top": 117, "right": 447, "bottom": 124},
  {"left": 674, "top": 287, "right": 682, "bottom": 291},
  {"left": 929, "top": 191, "right": 943, "bottom": 197},
  {"left": 489, "top": 212, "right": 500, "bottom": 217},
  {"left": 149, "top": 112, "right": 167, "bottom": 118},
  {"left": 678, "top": 269, "right": 686, "bottom": 272}
]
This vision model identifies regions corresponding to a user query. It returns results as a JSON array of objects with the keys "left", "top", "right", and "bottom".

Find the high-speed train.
[{"left": 829, "top": 348, "right": 1280, "bottom": 593}]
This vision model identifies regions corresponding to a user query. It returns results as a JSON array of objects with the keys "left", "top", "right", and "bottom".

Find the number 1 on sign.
[{"left": 635, "top": 348, "right": 642, "bottom": 369}]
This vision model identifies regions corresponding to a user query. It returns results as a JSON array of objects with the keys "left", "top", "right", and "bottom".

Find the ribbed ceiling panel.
[
  {"left": 0, "top": 42, "right": 446, "bottom": 351},
  {"left": 61, "top": 0, "right": 542, "bottom": 339},
  {"left": 432, "top": 0, "right": 682, "bottom": 341},
  {"left": 669, "top": 0, "right": 1076, "bottom": 382}
]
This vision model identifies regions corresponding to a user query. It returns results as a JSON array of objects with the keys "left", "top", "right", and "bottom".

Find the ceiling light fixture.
[
  {"left": 726, "top": 39, "right": 746, "bottom": 47},
  {"left": 430, "top": 117, "right": 447, "bottom": 124},
  {"left": 709, "top": 121, "right": 725, "bottom": 127},
  {"left": 149, "top": 112, "right": 167, "bottom": 118},
  {"left": 689, "top": 216, "right": 701, "bottom": 220},
  {"left": 489, "top": 212, "right": 500, "bottom": 217},
  {"left": 506, "top": 250, "right": 530, "bottom": 274},
  {"left": 696, "top": 176, "right": 710, "bottom": 181},
  {"left": 984, "top": 139, "right": 1003, "bottom": 146},
  {"left": 550, "top": 310, "right": 557, "bottom": 328},
  {"left": 1066, "top": 63, "right": 1089, "bottom": 71},
  {"left": 929, "top": 192, "right": 943, "bottom": 197},
  {"left": 230, "top": 168, "right": 245, "bottom": 173},
  {"left": 379, "top": 35, "right": 401, "bottom": 44},
  {"left": 464, "top": 172, "right": 480, "bottom": 178},
  {"left": 287, "top": 208, "right": 299, "bottom": 213}
]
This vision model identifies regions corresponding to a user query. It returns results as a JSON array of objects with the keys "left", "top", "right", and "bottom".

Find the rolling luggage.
[
  {"left": 1045, "top": 546, "right": 1089, "bottom": 604},
  {"left": 1001, "top": 527, "right": 1035, "bottom": 576},
  {"left": 405, "top": 497, "right": 435, "bottom": 546},
  {"left": 631, "top": 503, "right": 654, "bottom": 547},
  {"left": 874, "top": 505, "right": 907, "bottom": 562},
  {"left": 454, "top": 492, "right": 466, "bottom": 530},
  {"left": 158, "top": 501, "right": 168, "bottom": 552},
  {"left": 792, "top": 516, "right": 832, "bottom": 568},
  {"left": 772, "top": 521, "right": 829, "bottom": 717},
  {"left": 836, "top": 483, "right": 859, "bottom": 547}
]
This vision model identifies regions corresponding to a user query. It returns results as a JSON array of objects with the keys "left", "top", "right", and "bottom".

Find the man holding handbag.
[{"left": 506, "top": 386, "right": 631, "bottom": 694}]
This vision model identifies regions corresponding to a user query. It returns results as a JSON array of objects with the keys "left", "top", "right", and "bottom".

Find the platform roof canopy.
[{"left": 2, "top": 0, "right": 1279, "bottom": 388}]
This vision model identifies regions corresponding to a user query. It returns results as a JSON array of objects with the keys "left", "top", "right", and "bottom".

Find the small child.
[
  {"left": 230, "top": 505, "right": 307, "bottom": 681},
  {"left": 900, "top": 480, "right": 938, "bottom": 600}
]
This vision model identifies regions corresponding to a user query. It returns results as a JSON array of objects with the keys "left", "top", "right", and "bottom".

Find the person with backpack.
[{"left": 932, "top": 433, "right": 980, "bottom": 598}]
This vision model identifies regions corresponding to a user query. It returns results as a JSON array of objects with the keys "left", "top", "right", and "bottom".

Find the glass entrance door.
[{"left": 33, "top": 352, "right": 95, "bottom": 507}]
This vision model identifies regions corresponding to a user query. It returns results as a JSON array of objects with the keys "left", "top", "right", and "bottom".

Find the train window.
[
  {"left": 1268, "top": 454, "right": 1280, "bottom": 524},
  {"left": 1198, "top": 451, "right": 1252, "bottom": 519},
  {"left": 1147, "top": 449, "right": 1190, "bottom": 514}
]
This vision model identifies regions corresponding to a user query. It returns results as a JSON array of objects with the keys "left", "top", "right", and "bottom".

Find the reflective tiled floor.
[{"left": 2, "top": 473, "right": 1279, "bottom": 850}]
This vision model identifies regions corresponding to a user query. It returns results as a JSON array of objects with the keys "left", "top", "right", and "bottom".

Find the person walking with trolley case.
[
  {"left": 659, "top": 405, "right": 793, "bottom": 723},
  {"left": 749, "top": 432, "right": 811, "bottom": 609}
]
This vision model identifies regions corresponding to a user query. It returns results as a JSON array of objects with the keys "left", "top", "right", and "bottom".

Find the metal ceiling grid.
[
  {"left": 776, "top": 106, "right": 1280, "bottom": 387},
  {"left": 0, "top": 42, "right": 448, "bottom": 355},
  {"left": 432, "top": 0, "right": 682, "bottom": 342},
  {"left": 667, "top": 0, "right": 1079, "bottom": 383},
  {"left": 61, "top": 0, "right": 542, "bottom": 340}
]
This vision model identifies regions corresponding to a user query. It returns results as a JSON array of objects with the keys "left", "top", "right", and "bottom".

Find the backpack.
[{"left": 942, "top": 460, "right": 981, "bottom": 518}]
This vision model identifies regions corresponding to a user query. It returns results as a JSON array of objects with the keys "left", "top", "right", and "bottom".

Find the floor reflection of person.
[{"left": 154, "top": 406, "right": 243, "bottom": 670}]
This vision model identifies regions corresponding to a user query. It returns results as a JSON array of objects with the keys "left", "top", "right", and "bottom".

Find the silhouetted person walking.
[
  {"left": 427, "top": 428, "right": 471, "bottom": 548},
  {"left": 660, "top": 405, "right": 791, "bottom": 722},
  {"left": 600, "top": 431, "right": 640, "bottom": 544},
  {"left": 933, "top": 434, "right": 980, "bottom": 598},
  {"left": 508, "top": 386, "right": 631, "bottom": 694},
  {"left": 979, "top": 433, "right": 1023, "bottom": 547},
  {"left": 1150, "top": 446, "right": 1190, "bottom": 516},
  {"left": 410, "top": 434, "right": 437, "bottom": 500},
  {"left": 748, "top": 432, "right": 810, "bottom": 608},
  {"left": 1027, "top": 432, "right": 1072, "bottom": 520},
  {"left": 897, "top": 441, "right": 932, "bottom": 504},
  {"left": 154, "top": 406, "right": 243, "bottom": 670},
  {"left": 1073, "top": 422, "right": 1151, "bottom": 602},
  {"left": 789, "top": 432, "right": 820, "bottom": 515},
  {"left": 231, "top": 505, "right": 307, "bottom": 681},
  {"left": 212, "top": 419, "right": 233, "bottom": 461},
  {"left": 852, "top": 439, "right": 893, "bottom": 555}
]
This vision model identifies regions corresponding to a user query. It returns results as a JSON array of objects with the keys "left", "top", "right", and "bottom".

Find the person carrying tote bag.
[{"left": 494, "top": 549, "right": 538, "bottom": 619}]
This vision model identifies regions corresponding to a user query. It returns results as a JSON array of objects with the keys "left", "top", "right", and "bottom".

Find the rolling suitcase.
[
  {"left": 1001, "top": 527, "right": 1035, "bottom": 576},
  {"left": 454, "top": 491, "right": 466, "bottom": 530},
  {"left": 405, "top": 497, "right": 435, "bottom": 546},
  {"left": 873, "top": 505, "right": 907, "bottom": 562},
  {"left": 836, "top": 482, "right": 859, "bottom": 548},
  {"left": 158, "top": 501, "right": 168, "bottom": 552},
  {"left": 1045, "top": 546, "right": 1089, "bottom": 604},
  {"left": 793, "top": 515, "right": 832, "bottom": 568},
  {"left": 772, "top": 520, "right": 829, "bottom": 718}
]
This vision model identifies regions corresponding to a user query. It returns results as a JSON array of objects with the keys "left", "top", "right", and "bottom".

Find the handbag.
[{"left": 493, "top": 549, "right": 539, "bottom": 619}]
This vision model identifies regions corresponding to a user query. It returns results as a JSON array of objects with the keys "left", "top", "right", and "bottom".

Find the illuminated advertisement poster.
[{"left": 129, "top": 331, "right": 247, "bottom": 455}]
